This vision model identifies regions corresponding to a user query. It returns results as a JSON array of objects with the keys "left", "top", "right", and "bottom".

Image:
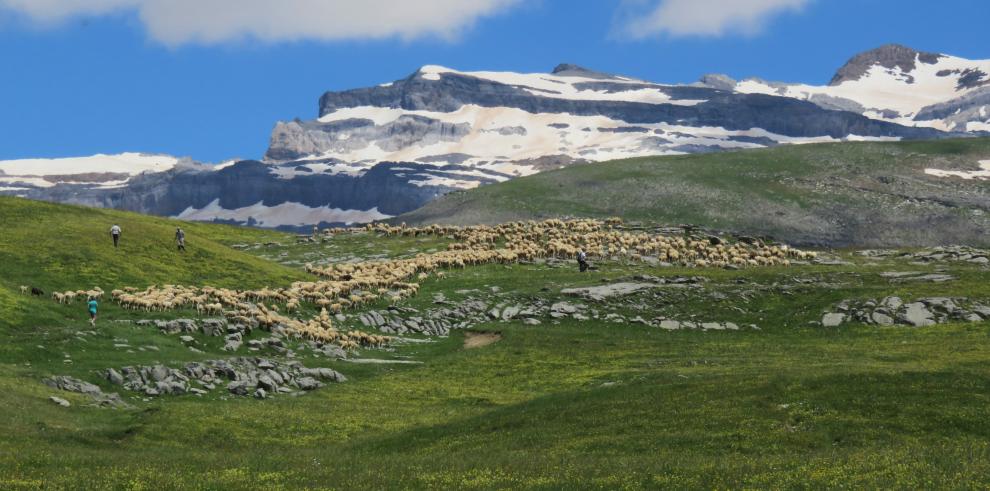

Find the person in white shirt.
[{"left": 110, "top": 224, "right": 121, "bottom": 249}]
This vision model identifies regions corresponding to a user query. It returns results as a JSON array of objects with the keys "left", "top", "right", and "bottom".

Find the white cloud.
[
  {"left": 620, "top": 0, "right": 810, "bottom": 39},
  {"left": 0, "top": 0, "right": 520, "bottom": 45},
  {"left": 0, "top": 0, "right": 140, "bottom": 23}
]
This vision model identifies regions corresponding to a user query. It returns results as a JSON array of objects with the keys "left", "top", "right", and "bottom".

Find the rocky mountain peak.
[
  {"left": 698, "top": 73, "right": 738, "bottom": 91},
  {"left": 551, "top": 63, "right": 618, "bottom": 79},
  {"left": 829, "top": 44, "right": 945, "bottom": 86}
]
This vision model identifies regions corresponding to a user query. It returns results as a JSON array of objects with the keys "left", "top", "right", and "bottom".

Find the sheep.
[
  {"left": 102, "top": 218, "right": 811, "bottom": 338},
  {"left": 19, "top": 286, "right": 28, "bottom": 295}
]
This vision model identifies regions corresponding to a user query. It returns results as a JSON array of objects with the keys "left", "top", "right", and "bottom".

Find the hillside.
[
  {"left": 1, "top": 199, "right": 990, "bottom": 487},
  {"left": 0, "top": 196, "right": 306, "bottom": 329},
  {"left": 396, "top": 138, "right": 990, "bottom": 247}
]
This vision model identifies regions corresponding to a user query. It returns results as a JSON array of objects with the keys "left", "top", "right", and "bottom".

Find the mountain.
[
  {"left": 3, "top": 45, "right": 988, "bottom": 230},
  {"left": 0, "top": 153, "right": 184, "bottom": 194},
  {"left": 704, "top": 44, "right": 990, "bottom": 133},
  {"left": 266, "top": 59, "right": 950, "bottom": 175},
  {"left": 2, "top": 157, "right": 494, "bottom": 229},
  {"left": 394, "top": 138, "right": 990, "bottom": 248}
]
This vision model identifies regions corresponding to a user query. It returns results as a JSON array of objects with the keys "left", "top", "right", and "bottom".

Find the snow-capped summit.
[
  {"left": 829, "top": 44, "right": 947, "bottom": 86},
  {"left": 711, "top": 44, "right": 990, "bottom": 132}
]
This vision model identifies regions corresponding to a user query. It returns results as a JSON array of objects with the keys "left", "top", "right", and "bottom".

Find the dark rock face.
[
  {"left": 829, "top": 44, "right": 944, "bottom": 85},
  {"left": 551, "top": 63, "right": 619, "bottom": 79},
  {"left": 915, "top": 87, "right": 990, "bottom": 130},
  {"left": 14, "top": 160, "right": 500, "bottom": 229},
  {"left": 267, "top": 115, "right": 471, "bottom": 161},
  {"left": 957, "top": 69, "right": 990, "bottom": 90},
  {"left": 698, "top": 73, "right": 737, "bottom": 91}
]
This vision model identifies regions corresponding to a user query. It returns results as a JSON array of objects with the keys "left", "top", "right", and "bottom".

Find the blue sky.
[{"left": 0, "top": 0, "right": 987, "bottom": 162}]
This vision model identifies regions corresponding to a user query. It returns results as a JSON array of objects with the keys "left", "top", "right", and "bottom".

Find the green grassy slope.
[
  {"left": 1, "top": 198, "right": 990, "bottom": 488},
  {"left": 397, "top": 138, "right": 990, "bottom": 247},
  {"left": 0, "top": 196, "right": 307, "bottom": 329}
]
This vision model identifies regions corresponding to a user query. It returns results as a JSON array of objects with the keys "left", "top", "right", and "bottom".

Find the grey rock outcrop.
[
  {"left": 106, "top": 357, "right": 346, "bottom": 398},
  {"left": 821, "top": 297, "right": 990, "bottom": 328}
]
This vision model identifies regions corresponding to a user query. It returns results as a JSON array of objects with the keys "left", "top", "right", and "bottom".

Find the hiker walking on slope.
[
  {"left": 175, "top": 227, "right": 186, "bottom": 252},
  {"left": 87, "top": 297, "right": 98, "bottom": 326},
  {"left": 578, "top": 249, "right": 589, "bottom": 272},
  {"left": 110, "top": 224, "right": 121, "bottom": 249}
]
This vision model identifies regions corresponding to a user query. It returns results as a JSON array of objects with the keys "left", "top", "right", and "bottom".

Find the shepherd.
[
  {"left": 175, "top": 227, "right": 187, "bottom": 252},
  {"left": 87, "top": 297, "right": 98, "bottom": 326},
  {"left": 110, "top": 224, "right": 121, "bottom": 249},
  {"left": 578, "top": 249, "right": 589, "bottom": 272}
]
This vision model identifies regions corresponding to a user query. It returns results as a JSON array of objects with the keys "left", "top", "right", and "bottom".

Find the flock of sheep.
[
  {"left": 357, "top": 218, "right": 815, "bottom": 267},
  {"left": 20, "top": 286, "right": 105, "bottom": 304},
  {"left": 44, "top": 218, "right": 812, "bottom": 350}
]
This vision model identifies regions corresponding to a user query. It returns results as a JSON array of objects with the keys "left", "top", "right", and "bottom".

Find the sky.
[{"left": 0, "top": 0, "right": 987, "bottom": 162}]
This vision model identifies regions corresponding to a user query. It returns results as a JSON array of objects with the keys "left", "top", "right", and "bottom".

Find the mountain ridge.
[{"left": 3, "top": 44, "right": 989, "bottom": 231}]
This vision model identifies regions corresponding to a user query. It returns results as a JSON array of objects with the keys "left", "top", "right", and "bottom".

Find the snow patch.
[
  {"left": 269, "top": 162, "right": 369, "bottom": 179},
  {"left": 924, "top": 160, "right": 990, "bottom": 180},
  {"left": 0, "top": 152, "right": 179, "bottom": 177}
]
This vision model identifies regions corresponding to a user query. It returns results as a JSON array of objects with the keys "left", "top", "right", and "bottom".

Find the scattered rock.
[
  {"left": 49, "top": 396, "right": 70, "bottom": 407},
  {"left": 43, "top": 375, "right": 127, "bottom": 408},
  {"left": 822, "top": 296, "right": 986, "bottom": 328}
]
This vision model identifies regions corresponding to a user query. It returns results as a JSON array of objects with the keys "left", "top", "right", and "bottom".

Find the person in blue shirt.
[{"left": 88, "top": 297, "right": 98, "bottom": 326}]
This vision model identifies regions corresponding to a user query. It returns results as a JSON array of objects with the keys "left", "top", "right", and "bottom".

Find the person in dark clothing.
[
  {"left": 578, "top": 249, "right": 589, "bottom": 272},
  {"left": 110, "top": 224, "right": 121, "bottom": 248},
  {"left": 175, "top": 227, "right": 186, "bottom": 252}
]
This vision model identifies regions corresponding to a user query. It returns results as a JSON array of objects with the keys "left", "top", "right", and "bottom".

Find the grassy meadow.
[{"left": 0, "top": 196, "right": 989, "bottom": 489}]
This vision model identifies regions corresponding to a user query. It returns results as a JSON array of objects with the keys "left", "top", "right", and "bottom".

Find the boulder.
[
  {"left": 501, "top": 305, "right": 521, "bottom": 320},
  {"left": 150, "top": 365, "right": 170, "bottom": 382},
  {"left": 295, "top": 377, "right": 322, "bottom": 391},
  {"left": 881, "top": 296, "right": 904, "bottom": 310},
  {"left": 821, "top": 313, "right": 846, "bottom": 327},
  {"left": 105, "top": 368, "right": 124, "bottom": 385},
  {"left": 200, "top": 319, "right": 226, "bottom": 336},
  {"left": 550, "top": 302, "right": 579, "bottom": 314},
  {"left": 227, "top": 380, "right": 251, "bottom": 396},
  {"left": 900, "top": 303, "right": 936, "bottom": 327},
  {"left": 257, "top": 375, "right": 278, "bottom": 392}
]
